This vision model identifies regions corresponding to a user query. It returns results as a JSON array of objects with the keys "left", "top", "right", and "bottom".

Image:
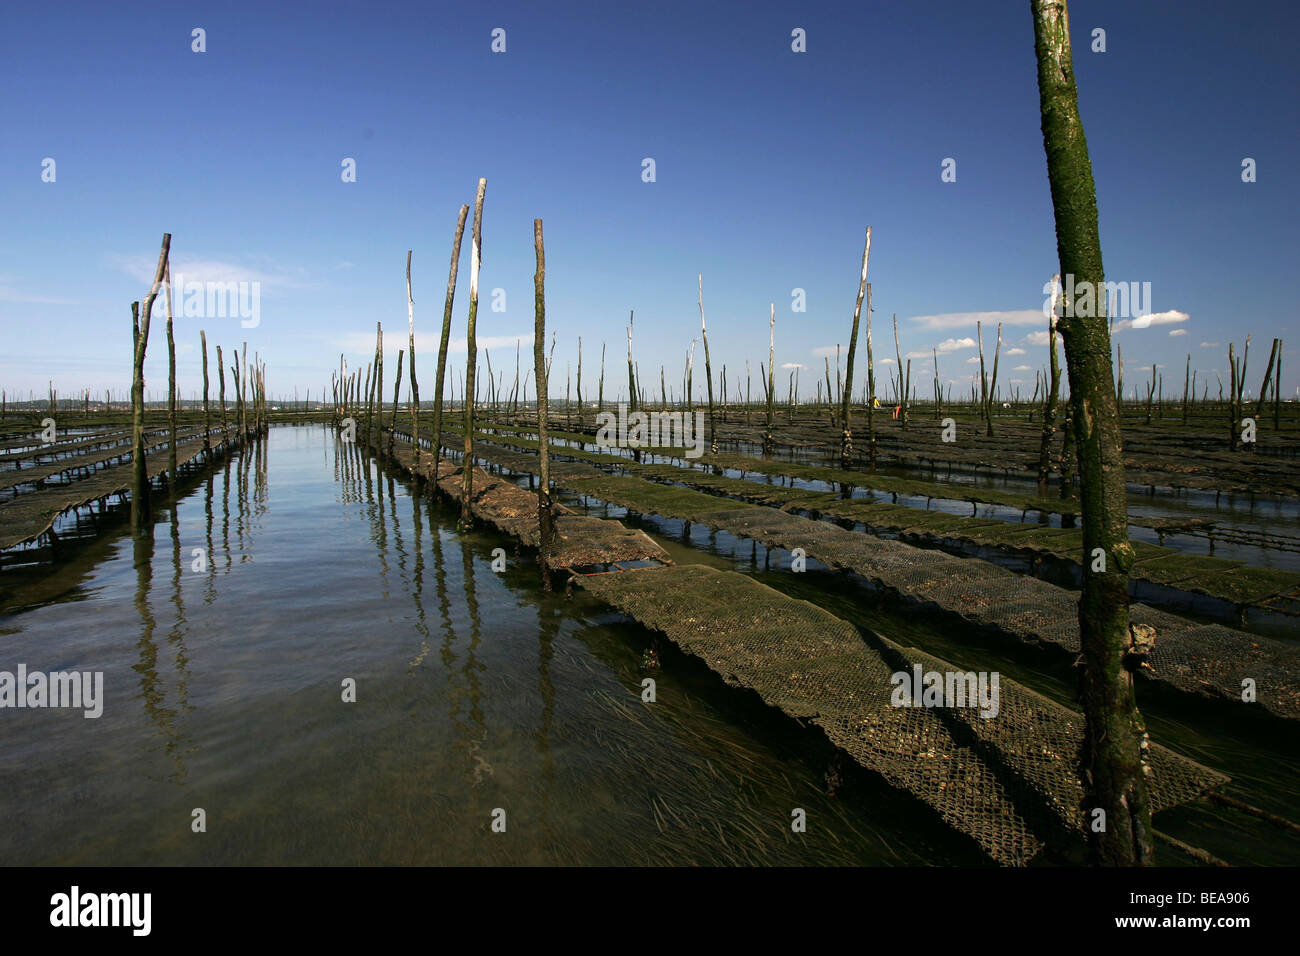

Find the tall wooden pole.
[
  {"left": 461, "top": 177, "right": 487, "bottom": 528},
  {"left": 407, "top": 251, "right": 421, "bottom": 467},
  {"left": 390, "top": 349, "right": 404, "bottom": 457},
  {"left": 699, "top": 275, "right": 717, "bottom": 454},
  {"left": 432, "top": 205, "right": 470, "bottom": 475},
  {"left": 764, "top": 303, "right": 775, "bottom": 456},
  {"left": 217, "top": 345, "right": 227, "bottom": 434},
  {"left": 1032, "top": 0, "right": 1149, "bottom": 865},
  {"left": 534, "top": 218, "right": 553, "bottom": 589},
  {"left": 164, "top": 260, "right": 178, "bottom": 489},
  {"left": 626, "top": 311, "right": 637, "bottom": 414},
  {"left": 200, "top": 330, "right": 211, "bottom": 458},
  {"left": 132, "top": 232, "right": 171, "bottom": 529},
  {"left": 866, "top": 284, "right": 876, "bottom": 467},
  {"left": 841, "top": 227, "right": 871, "bottom": 467}
]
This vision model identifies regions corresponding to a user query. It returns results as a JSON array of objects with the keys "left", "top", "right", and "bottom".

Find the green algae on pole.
[
  {"left": 699, "top": 275, "right": 717, "bottom": 455},
  {"left": 1032, "top": 0, "right": 1150, "bottom": 865},
  {"left": 164, "top": 260, "right": 178, "bottom": 489},
  {"left": 534, "top": 217, "right": 554, "bottom": 588},
  {"left": 461, "top": 177, "right": 487, "bottom": 530},
  {"left": 764, "top": 302, "right": 775, "bottom": 457},
  {"left": 406, "top": 251, "right": 420, "bottom": 468},
  {"left": 841, "top": 227, "right": 871, "bottom": 468},
  {"left": 217, "top": 345, "right": 227, "bottom": 434},
  {"left": 201, "top": 330, "right": 211, "bottom": 458},
  {"left": 132, "top": 232, "right": 171, "bottom": 530},
  {"left": 866, "top": 283, "right": 876, "bottom": 468},
  {"left": 433, "top": 205, "right": 469, "bottom": 478},
  {"left": 626, "top": 311, "right": 637, "bottom": 415},
  {"left": 390, "top": 349, "right": 404, "bottom": 458}
]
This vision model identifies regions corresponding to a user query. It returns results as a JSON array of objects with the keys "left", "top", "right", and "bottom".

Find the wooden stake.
[
  {"left": 201, "top": 330, "right": 211, "bottom": 457},
  {"left": 131, "top": 232, "right": 171, "bottom": 529},
  {"left": 462, "top": 177, "right": 487, "bottom": 528},
  {"left": 841, "top": 226, "right": 870, "bottom": 466},
  {"left": 407, "top": 251, "right": 421, "bottom": 467},
  {"left": 432, "top": 204, "right": 469, "bottom": 472},
  {"left": 534, "top": 218, "right": 553, "bottom": 589}
]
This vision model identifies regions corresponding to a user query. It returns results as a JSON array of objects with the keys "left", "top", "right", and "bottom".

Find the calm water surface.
[{"left": 1, "top": 425, "right": 978, "bottom": 865}]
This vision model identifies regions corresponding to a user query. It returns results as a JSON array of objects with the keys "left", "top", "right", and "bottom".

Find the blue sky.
[{"left": 2, "top": 0, "right": 1296, "bottom": 404}]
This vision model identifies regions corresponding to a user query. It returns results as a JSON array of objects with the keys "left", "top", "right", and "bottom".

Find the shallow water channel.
[{"left": 1, "top": 424, "right": 1296, "bottom": 866}]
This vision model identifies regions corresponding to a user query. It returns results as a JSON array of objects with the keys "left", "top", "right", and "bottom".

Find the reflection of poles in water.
[
  {"left": 385, "top": 473, "right": 408, "bottom": 600},
  {"left": 460, "top": 539, "right": 485, "bottom": 733},
  {"left": 166, "top": 506, "right": 193, "bottom": 781},
  {"left": 364, "top": 440, "right": 390, "bottom": 586},
  {"left": 132, "top": 529, "right": 182, "bottom": 778},
  {"left": 431, "top": 518, "right": 475, "bottom": 787},
  {"left": 406, "top": 489, "right": 433, "bottom": 671},
  {"left": 534, "top": 593, "right": 559, "bottom": 857},
  {"left": 203, "top": 472, "right": 217, "bottom": 607},
  {"left": 221, "top": 456, "right": 232, "bottom": 571},
  {"left": 252, "top": 430, "right": 269, "bottom": 520},
  {"left": 234, "top": 435, "right": 248, "bottom": 559},
  {"left": 458, "top": 537, "right": 492, "bottom": 793}
]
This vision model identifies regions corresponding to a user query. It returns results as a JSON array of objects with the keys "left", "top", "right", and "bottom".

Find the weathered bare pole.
[
  {"left": 1037, "top": 275, "right": 1063, "bottom": 484},
  {"left": 164, "top": 260, "right": 178, "bottom": 490},
  {"left": 699, "top": 275, "right": 717, "bottom": 454},
  {"left": 200, "top": 330, "right": 212, "bottom": 458},
  {"left": 865, "top": 283, "right": 876, "bottom": 467},
  {"left": 626, "top": 311, "right": 637, "bottom": 414},
  {"left": 131, "top": 232, "right": 171, "bottom": 529},
  {"left": 232, "top": 357, "right": 244, "bottom": 445},
  {"left": 1274, "top": 340, "right": 1283, "bottom": 430},
  {"left": 575, "top": 337, "right": 583, "bottom": 430},
  {"left": 764, "top": 302, "right": 776, "bottom": 456},
  {"left": 433, "top": 204, "right": 470, "bottom": 474},
  {"left": 892, "top": 313, "right": 907, "bottom": 428},
  {"left": 932, "top": 347, "right": 941, "bottom": 418},
  {"left": 1032, "top": 0, "right": 1150, "bottom": 865},
  {"left": 406, "top": 250, "right": 421, "bottom": 468},
  {"left": 461, "top": 177, "right": 487, "bottom": 529},
  {"left": 240, "top": 342, "right": 249, "bottom": 438},
  {"left": 986, "top": 322, "right": 1003, "bottom": 435},
  {"left": 374, "top": 326, "right": 385, "bottom": 443},
  {"left": 390, "top": 349, "right": 404, "bottom": 457},
  {"left": 597, "top": 342, "right": 606, "bottom": 415},
  {"left": 841, "top": 226, "right": 871, "bottom": 467},
  {"left": 217, "top": 345, "right": 227, "bottom": 435},
  {"left": 1255, "top": 337, "right": 1279, "bottom": 421},
  {"left": 1181, "top": 352, "right": 1191, "bottom": 425},
  {"left": 534, "top": 218, "right": 554, "bottom": 589}
]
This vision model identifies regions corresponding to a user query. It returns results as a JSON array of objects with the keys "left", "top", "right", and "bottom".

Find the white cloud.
[
  {"left": 965, "top": 356, "right": 980, "bottom": 364},
  {"left": 1006, "top": 347, "right": 1027, "bottom": 356},
  {"left": 1114, "top": 309, "right": 1189, "bottom": 333},
  {"left": 1199, "top": 341, "right": 1220, "bottom": 348},
  {"left": 1013, "top": 365, "right": 1032, "bottom": 371},
  {"left": 1026, "top": 330, "right": 1051, "bottom": 346},
  {"left": 1169, "top": 329, "right": 1188, "bottom": 337},
  {"left": 907, "top": 310, "right": 1046, "bottom": 331},
  {"left": 780, "top": 362, "right": 807, "bottom": 370},
  {"left": 810, "top": 345, "right": 842, "bottom": 357},
  {"left": 906, "top": 336, "right": 977, "bottom": 360},
  {"left": 936, "top": 336, "right": 976, "bottom": 353},
  {"left": 110, "top": 252, "right": 316, "bottom": 294},
  {"left": 880, "top": 357, "right": 895, "bottom": 365}
]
